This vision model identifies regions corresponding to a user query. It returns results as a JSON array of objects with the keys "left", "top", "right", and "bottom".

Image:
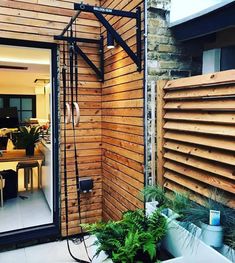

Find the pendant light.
[{"left": 107, "top": 31, "right": 115, "bottom": 49}]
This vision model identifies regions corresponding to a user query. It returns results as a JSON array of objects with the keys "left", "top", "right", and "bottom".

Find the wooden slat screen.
[
  {"left": 157, "top": 70, "right": 235, "bottom": 208},
  {"left": 101, "top": 0, "right": 145, "bottom": 221}
]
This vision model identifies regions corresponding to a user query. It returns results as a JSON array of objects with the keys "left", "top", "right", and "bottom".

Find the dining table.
[{"left": 0, "top": 149, "right": 44, "bottom": 163}]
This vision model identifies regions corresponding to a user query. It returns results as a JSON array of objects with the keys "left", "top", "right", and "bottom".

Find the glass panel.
[
  {"left": 22, "top": 98, "right": 32, "bottom": 110},
  {"left": 9, "top": 98, "right": 20, "bottom": 110},
  {"left": 0, "top": 50, "right": 53, "bottom": 235},
  {"left": 17, "top": 111, "right": 21, "bottom": 121},
  {"left": 0, "top": 98, "right": 3, "bottom": 108},
  {"left": 21, "top": 111, "right": 32, "bottom": 121}
]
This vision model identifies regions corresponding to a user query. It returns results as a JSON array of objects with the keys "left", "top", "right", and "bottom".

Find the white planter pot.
[
  {"left": 162, "top": 218, "right": 231, "bottom": 263},
  {"left": 90, "top": 202, "right": 234, "bottom": 263},
  {"left": 145, "top": 202, "right": 232, "bottom": 263},
  {"left": 161, "top": 208, "right": 180, "bottom": 220},
  {"left": 201, "top": 222, "right": 223, "bottom": 248},
  {"left": 92, "top": 249, "right": 180, "bottom": 263},
  {"left": 218, "top": 244, "right": 235, "bottom": 262},
  {"left": 145, "top": 201, "right": 159, "bottom": 216},
  {"left": 91, "top": 234, "right": 182, "bottom": 263}
]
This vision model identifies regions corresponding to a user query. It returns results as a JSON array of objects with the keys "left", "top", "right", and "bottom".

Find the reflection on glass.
[
  {"left": 0, "top": 98, "right": 3, "bottom": 109},
  {"left": 9, "top": 98, "right": 20, "bottom": 110},
  {"left": 22, "top": 98, "right": 32, "bottom": 111},
  {"left": 22, "top": 111, "right": 32, "bottom": 121}
]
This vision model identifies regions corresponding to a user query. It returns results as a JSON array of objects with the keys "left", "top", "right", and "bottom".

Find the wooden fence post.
[{"left": 156, "top": 80, "right": 167, "bottom": 186}]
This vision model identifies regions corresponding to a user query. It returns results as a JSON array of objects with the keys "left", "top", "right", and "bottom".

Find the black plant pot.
[
  {"left": 25, "top": 145, "right": 35, "bottom": 156},
  {"left": 134, "top": 250, "right": 155, "bottom": 262}
]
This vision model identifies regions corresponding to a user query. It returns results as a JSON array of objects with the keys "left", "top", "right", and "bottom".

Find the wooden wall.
[
  {"left": 0, "top": 0, "right": 102, "bottom": 237},
  {"left": 60, "top": 41, "right": 102, "bottom": 236},
  {"left": 0, "top": 0, "right": 100, "bottom": 43},
  {"left": 157, "top": 70, "right": 235, "bottom": 208},
  {"left": 0, "top": 0, "right": 146, "bottom": 235},
  {"left": 101, "top": 0, "right": 145, "bottom": 221}
]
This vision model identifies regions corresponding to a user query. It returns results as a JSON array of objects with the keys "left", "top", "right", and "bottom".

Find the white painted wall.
[
  {"left": 170, "top": 0, "right": 226, "bottom": 23},
  {"left": 36, "top": 93, "right": 50, "bottom": 120}
]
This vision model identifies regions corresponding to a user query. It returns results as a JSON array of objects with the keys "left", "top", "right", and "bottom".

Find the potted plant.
[
  {"left": 14, "top": 126, "right": 41, "bottom": 156},
  {"left": 144, "top": 185, "right": 235, "bottom": 261},
  {"left": 82, "top": 209, "right": 169, "bottom": 263},
  {"left": 142, "top": 185, "right": 168, "bottom": 207},
  {"left": 142, "top": 185, "right": 188, "bottom": 220},
  {"left": 178, "top": 193, "right": 235, "bottom": 249}
]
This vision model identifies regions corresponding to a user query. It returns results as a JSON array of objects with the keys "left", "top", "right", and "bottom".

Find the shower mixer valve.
[{"left": 79, "top": 177, "right": 93, "bottom": 193}]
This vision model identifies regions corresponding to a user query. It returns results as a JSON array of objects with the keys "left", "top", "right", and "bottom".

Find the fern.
[
  {"left": 83, "top": 209, "right": 167, "bottom": 263},
  {"left": 141, "top": 232, "right": 157, "bottom": 260},
  {"left": 112, "top": 231, "right": 157, "bottom": 263},
  {"left": 148, "top": 210, "right": 167, "bottom": 242},
  {"left": 112, "top": 231, "right": 140, "bottom": 263},
  {"left": 122, "top": 209, "right": 147, "bottom": 232}
]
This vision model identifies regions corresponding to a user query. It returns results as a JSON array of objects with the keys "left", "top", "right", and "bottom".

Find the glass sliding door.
[{"left": 0, "top": 41, "right": 59, "bottom": 244}]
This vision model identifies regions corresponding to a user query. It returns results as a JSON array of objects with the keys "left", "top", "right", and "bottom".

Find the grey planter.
[
  {"left": 201, "top": 222, "right": 223, "bottom": 248},
  {"left": 146, "top": 201, "right": 232, "bottom": 263}
]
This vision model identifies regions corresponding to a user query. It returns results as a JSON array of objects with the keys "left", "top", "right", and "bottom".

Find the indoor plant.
[
  {"left": 14, "top": 126, "right": 41, "bottom": 156},
  {"left": 82, "top": 209, "right": 168, "bottom": 263}
]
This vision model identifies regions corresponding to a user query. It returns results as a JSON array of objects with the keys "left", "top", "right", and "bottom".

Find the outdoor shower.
[{"left": 54, "top": 3, "right": 142, "bottom": 262}]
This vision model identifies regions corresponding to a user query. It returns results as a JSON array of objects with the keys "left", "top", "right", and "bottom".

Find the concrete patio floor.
[{"left": 0, "top": 236, "right": 109, "bottom": 263}]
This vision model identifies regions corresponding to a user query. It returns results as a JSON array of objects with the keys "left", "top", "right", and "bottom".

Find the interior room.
[{"left": 0, "top": 45, "right": 53, "bottom": 233}]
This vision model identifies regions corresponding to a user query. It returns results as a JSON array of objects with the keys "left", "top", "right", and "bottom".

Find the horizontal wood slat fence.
[{"left": 157, "top": 70, "right": 235, "bottom": 208}]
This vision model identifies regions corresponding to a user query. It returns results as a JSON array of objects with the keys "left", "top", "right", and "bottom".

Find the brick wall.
[{"left": 146, "top": 0, "right": 203, "bottom": 183}]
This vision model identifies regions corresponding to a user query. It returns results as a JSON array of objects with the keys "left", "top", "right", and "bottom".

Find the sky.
[{"left": 170, "top": 0, "right": 229, "bottom": 23}]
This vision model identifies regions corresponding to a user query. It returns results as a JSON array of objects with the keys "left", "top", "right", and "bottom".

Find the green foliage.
[
  {"left": 81, "top": 221, "right": 127, "bottom": 259},
  {"left": 112, "top": 231, "right": 156, "bottom": 263},
  {"left": 170, "top": 192, "right": 190, "bottom": 216},
  {"left": 82, "top": 209, "right": 167, "bottom": 263},
  {"left": 143, "top": 185, "right": 235, "bottom": 251},
  {"left": 179, "top": 193, "right": 235, "bottom": 249},
  {"left": 142, "top": 185, "right": 190, "bottom": 217},
  {"left": 13, "top": 126, "right": 41, "bottom": 148},
  {"left": 122, "top": 209, "right": 147, "bottom": 232},
  {"left": 142, "top": 185, "right": 168, "bottom": 207},
  {"left": 224, "top": 228, "right": 235, "bottom": 250},
  {"left": 148, "top": 210, "right": 167, "bottom": 242}
]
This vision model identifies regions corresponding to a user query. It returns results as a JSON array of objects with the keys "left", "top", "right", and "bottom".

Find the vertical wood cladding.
[{"left": 101, "top": 0, "right": 145, "bottom": 221}]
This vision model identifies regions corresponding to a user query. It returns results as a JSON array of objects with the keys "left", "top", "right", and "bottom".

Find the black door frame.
[{"left": 0, "top": 38, "right": 60, "bottom": 246}]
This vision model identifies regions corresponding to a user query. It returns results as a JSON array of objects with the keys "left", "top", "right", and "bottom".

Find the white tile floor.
[
  {"left": 0, "top": 190, "right": 52, "bottom": 233},
  {"left": 0, "top": 237, "right": 112, "bottom": 263}
]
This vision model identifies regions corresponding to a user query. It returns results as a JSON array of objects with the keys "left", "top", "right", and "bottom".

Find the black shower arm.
[{"left": 74, "top": 3, "right": 142, "bottom": 72}]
